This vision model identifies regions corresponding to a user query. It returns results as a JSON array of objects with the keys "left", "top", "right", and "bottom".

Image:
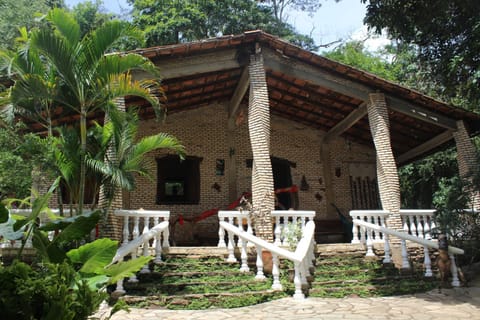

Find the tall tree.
[
  {"left": 362, "top": 0, "right": 480, "bottom": 111},
  {"left": 9, "top": 8, "right": 162, "bottom": 214},
  {"left": 260, "top": 0, "right": 334, "bottom": 24},
  {"left": 0, "top": 0, "right": 49, "bottom": 50},
  {"left": 129, "top": 0, "right": 318, "bottom": 51}
]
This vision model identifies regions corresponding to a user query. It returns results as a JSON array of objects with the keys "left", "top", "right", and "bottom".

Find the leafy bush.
[{"left": 0, "top": 260, "right": 105, "bottom": 320}]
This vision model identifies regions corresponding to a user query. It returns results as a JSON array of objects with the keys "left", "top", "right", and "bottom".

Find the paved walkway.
[{"left": 100, "top": 282, "right": 480, "bottom": 320}]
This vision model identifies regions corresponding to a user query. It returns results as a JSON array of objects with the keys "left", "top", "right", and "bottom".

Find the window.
[{"left": 156, "top": 155, "right": 202, "bottom": 204}]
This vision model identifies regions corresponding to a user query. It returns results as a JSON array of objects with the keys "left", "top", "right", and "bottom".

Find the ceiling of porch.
[{"left": 122, "top": 31, "right": 480, "bottom": 165}]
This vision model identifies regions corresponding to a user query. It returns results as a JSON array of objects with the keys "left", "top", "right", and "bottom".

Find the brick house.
[{"left": 44, "top": 31, "right": 480, "bottom": 245}]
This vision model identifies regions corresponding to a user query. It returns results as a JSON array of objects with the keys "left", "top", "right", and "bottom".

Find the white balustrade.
[
  {"left": 219, "top": 220, "right": 316, "bottom": 299},
  {"left": 271, "top": 210, "right": 315, "bottom": 246},
  {"left": 351, "top": 217, "right": 464, "bottom": 287},
  {"left": 400, "top": 209, "right": 436, "bottom": 239},
  {"left": 349, "top": 210, "right": 389, "bottom": 243},
  {"left": 114, "top": 209, "right": 170, "bottom": 250},
  {"left": 218, "top": 210, "right": 252, "bottom": 247},
  {"left": 110, "top": 220, "right": 170, "bottom": 295}
]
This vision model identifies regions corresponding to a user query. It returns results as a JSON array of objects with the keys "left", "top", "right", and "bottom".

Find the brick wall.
[{"left": 129, "top": 102, "right": 378, "bottom": 243}]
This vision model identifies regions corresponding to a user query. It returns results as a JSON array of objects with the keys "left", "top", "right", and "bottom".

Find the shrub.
[{"left": 0, "top": 260, "right": 105, "bottom": 320}]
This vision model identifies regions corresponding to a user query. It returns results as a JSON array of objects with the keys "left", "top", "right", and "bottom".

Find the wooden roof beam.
[
  {"left": 386, "top": 96, "right": 457, "bottom": 130},
  {"left": 133, "top": 49, "right": 241, "bottom": 81},
  {"left": 228, "top": 66, "right": 249, "bottom": 119},
  {"left": 396, "top": 130, "right": 454, "bottom": 165},
  {"left": 263, "top": 47, "right": 459, "bottom": 131},
  {"left": 323, "top": 102, "right": 367, "bottom": 143}
]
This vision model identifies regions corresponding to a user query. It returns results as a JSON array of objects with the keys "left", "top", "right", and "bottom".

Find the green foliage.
[
  {"left": 0, "top": 0, "right": 49, "bottom": 50},
  {"left": 363, "top": 0, "right": 480, "bottom": 111},
  {"left": 324, "top": 41, "right": 398, "bottom": 81},
  {"left": 399, "top": 149, "right": 459, "bottom": 209},
  {"left": 0, "top": 260, "right": 105, "bottom": 320},
  {"left": 129, "top": 0, "right": 318, "bottom": 50},
  {"left": 0, "top": 126, "right": 50, "bottom": 199}
]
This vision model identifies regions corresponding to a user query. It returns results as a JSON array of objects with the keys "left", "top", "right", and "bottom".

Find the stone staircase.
[{"left": 116, "top": 244, "right": 437, "bottom": 310}]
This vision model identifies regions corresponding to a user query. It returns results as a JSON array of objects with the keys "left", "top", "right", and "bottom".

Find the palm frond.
[
  {"left": 83, "top": 20, "right": 140, "bottom": 68},
  {"left": 30, "top": 28, "right": 78, "bottom": 100},
  {"left": 96, "top": 53, "right": 160, "bottom": 85},
  {"left": 107, "top": 73, "right": 163, "bottom": 118},
  {"left": 46, "top": 8, "right": 81, "bottom": 48},
  {"left": 122, "top": 133, "right": 185, "bottom": 172}
]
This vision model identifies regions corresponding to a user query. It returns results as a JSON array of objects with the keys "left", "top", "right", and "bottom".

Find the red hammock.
[{"left": 178, "top": 185, "right": 299, "bottom": 225}]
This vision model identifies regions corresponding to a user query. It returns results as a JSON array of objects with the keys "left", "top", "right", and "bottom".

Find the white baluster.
[
  {"left": 383, "top": 234, "right": 392, "bottom": 263},
  {"left": 132, "top": 216, "right": 140, "bottom": 240},
  {"left": 114, "top": 279, "right": 126, "bottom": 295},
  {"left": 401, "top": 239, "right": 410, "bottom": 269},
  {"left": 365, "top": 227, "right": 375, "bottom": 257},
  {"left": 351, "top": 222, "right": 360, "bottom": 244},
  {"left": 140, "top": 217, "right": 151, "bottom": 274},
  {"left": 380, "top": 216, "right": 391, "bottom": 263},
  {"left": 128, "top": 249, "right": 139, "bottom": 283},
  {"left": 423, "top": 246, "right": 432, "bottom": 277},
  {"left": 255, "top": 245, "right": 265, "bottom": 280},
  {"left": 274, "top": 216, "right": 282, "bottom": 246},
  {"left": 239, "top": 238, "right": 249, "bottom": 272},
  {"left": 122, "top": 215, "right": 130, "bottom": 245},
  {"left": 293, "top": 262, "right": 304, "bottom": 300},
  {"left": 424, "top": 216, "right": 432, "bottom": 240},
  {"left": 246, "top": 216, "right": 254, "bottom": 246},
  {"left": 410, "top": 216, "right": 417, "bottom": 237},
  {"left": 226, "top": 230, "right": 237, "bottom": 262},
  {"left": 403, "top": 217, "right": 410, "bottom": 234},
  {"left": 218, "top": 223, "right": 226, "bottom": 247},
  {"left": 300, "top": 261, "right": 308, "bottom": 286},
  {"left": 417, "top": 215, "right": 424, "bottom": 238},
  {"left": 429, "top": 219, "right": 437, "bottom": 236},
  {"left": 162, "top": 225, "right": 170, "bottom": 248},
  {"left": 152, "top": 217, "right": 159, "bottom": 248},
  {"left": 450, "top": 254, "right": 461, "bottom": 287},
  {"left": 154, "top": 231, "right": 162, "bottom": 264},
  {"left": 271, "top": 253, "right": 282, "bottom": 290}
]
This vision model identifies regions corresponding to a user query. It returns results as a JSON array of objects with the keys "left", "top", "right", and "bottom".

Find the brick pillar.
[
  {"left": 98, "top": 98, "right": 124, "bottom": 241},
  {"left": 248, "top": 51, "right": 275, "bottom": 242},
  {"left": 31, "top": 168, "right": 58, "bottom": 209},
  {"left": 367, "top": 93, "right": 403, "bottom": 231},
  {"left": 453, "top": 120, "right": 480, "bottom": 210}
]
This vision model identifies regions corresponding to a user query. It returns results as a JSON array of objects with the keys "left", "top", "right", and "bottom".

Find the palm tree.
[
  {"left": 0, "top": 27, "right": 59, "bottom": 136},
  {"left": 27, "top": 8, "right": 163, "bottom": 214}
]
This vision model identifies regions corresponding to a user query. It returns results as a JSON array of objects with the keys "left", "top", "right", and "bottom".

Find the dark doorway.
[{"left": 271, "top": 157, "right": 296, "bottom": 210}]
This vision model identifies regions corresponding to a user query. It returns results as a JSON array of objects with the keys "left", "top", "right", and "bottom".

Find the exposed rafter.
[
  {"left": 228, "top": 66, "right": 249, "bottom": 119},
  {"left": 323, "top": 103, "right": 368, "bottom": 143},
  {"left": 397, "top": 130, "right": 454, "bottom": 165}
]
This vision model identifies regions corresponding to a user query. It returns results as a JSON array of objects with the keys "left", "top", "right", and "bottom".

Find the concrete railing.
[
  {"left": 220, "top": 220, "right": 316, "bottom": 299},
  {"left": 271, "top": 210, "right": 315, "bottom": 246},
  {"left": 114, "top": 209, "right": 170, "bottom": 247},
  {"left": 352, "top": 218, "right": 464, "bottom": 287},
  {"left": 217, "top": 210, "right": 253, "bottom": 247},
  {"left": 110, "top": 220, "right": 170, "bottom": 295},
  {"left": 350, "top": 209, "right": 436, "bottom": 243}
]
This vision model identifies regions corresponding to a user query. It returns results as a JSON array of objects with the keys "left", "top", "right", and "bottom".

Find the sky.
[{"left": 65, "top": 0, "right": 389, "bottom": 52}]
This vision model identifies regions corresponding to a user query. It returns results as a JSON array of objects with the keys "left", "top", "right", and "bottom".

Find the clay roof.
[{"left": 28, "top": 30, "right": 480, "bottom": 164}]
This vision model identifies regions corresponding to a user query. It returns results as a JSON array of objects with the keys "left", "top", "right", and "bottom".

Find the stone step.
[{"left": 120, "top": 290, "right": 287, "bottom": 309}]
